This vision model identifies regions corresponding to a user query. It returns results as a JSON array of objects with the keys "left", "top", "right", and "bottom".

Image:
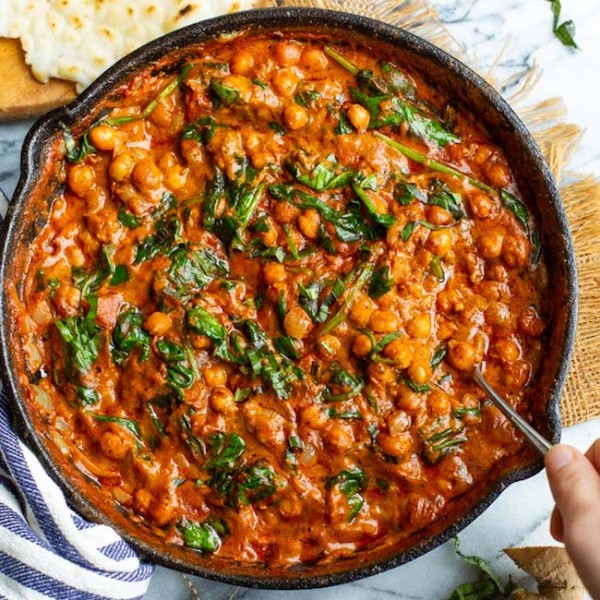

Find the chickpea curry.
[{"left": 16, "top": 33, "right": 547, "bottom": 567}]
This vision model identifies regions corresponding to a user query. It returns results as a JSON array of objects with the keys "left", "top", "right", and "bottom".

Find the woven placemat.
[{"left": 275, "top": 0, "right": 600, "bottom": 428}]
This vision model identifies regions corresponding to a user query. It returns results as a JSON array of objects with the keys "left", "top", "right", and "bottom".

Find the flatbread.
[{"left": 0, "top": 0, "right": 257, "bottom": 91}]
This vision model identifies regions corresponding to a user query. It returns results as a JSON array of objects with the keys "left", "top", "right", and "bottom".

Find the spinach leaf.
[
  {"left": 322, "top": 364, "right": 364, "bottom": 402},
  {"left": 352, "top": 182, "right": 396, "bottom": 228},
  {"left": 329, "top": 408, "right": 361, "bottom": 420},
  {"left": 204, "top": 432, "right": 245, "bottom": 472},
  {"left": 182, "top": 116, "right": 221, "bottom": 145},
  {"left": 234, "top": 462, "right": 277, "bottom": 506},
  {"left": 209, "top": 79, "right": 242, "bottom": 106},
  {"left": 447, "top": 538, "right": 511, "bottom": 600},
  {"left": 156, "top": 338, "right": 195, "bottom": 393},
  {"left": 431, "top": 346, "right": 447, "bottom": 370},
  {"left": 500, "top": 188, "right": 529, "bottom": 230},
  {"left": 327, "top": 466, "right": 367, "bottom": 522},
  {"left": 135, "top": 214, "right": 182, "bottom": 263},
  {"left": 72, "top": 245, "right": 116, "bottom": 298},
  {"left": 368, "top": 265, "right": 394, "bottom": 299},
  {"left": 186, "top": 306, "right": 226, "bottom": 342},
  {"left": 118, "top": 208, "right": 141, "bottom": 229},
  {"left": 299, "top": 278, "right": 345, "bottom": 323},
  {"left": 422, "top": 426, "right": 467, "bottom": 464},
  {"left": 403, "top": 378, "right": 431, "bottom": 393},
  {"left": 401, "top": 219, "right": 448, "bottom": 242},
  {"left": 60, "top": 122, "right": 96, "bottom": 164},
  {"left": 288, "top": 161, "right": 355, "bottom": 192},
  {"left": 180, "top": 520, "right": 221, "bottom": 553},
  {"left": 110, "top": 265, "right": 129, "bottom": 286},
  {"left": 55, "top": 295, "right": 102, "bottom": 403},
  {"left": 394, "top": 181, "right": 427, "bottom": 206},
  {"left": 274, "top": 336, "right": 301, "bottom": 360},
  {"left": 546, "top": 0, "right": 578, "bottom": 49},
  {"left": 335, "top": 111, "right": 354, "bottom": 135},
  {"left": 162, "top": 247, "right": 229, "bottom": 301},
  {"left": 429, "top": 180, "right": 466, "bottom": 220},
  {"left": 86, "top": 412, "right": 142, "bottom": 440},
  {"left": 202, "top": 167, "right": 225, "bottom": 231},
  {"left": 111, "top": 309, "right": 151, "bottom": 366},
  {"left": 295, "top": 89, "right": 320, "bottom": 107},
  {"left": 350, "top": 88, "right": 390, "bottom": 119},
  {"left": 379, "top": 60, "right": 415, "bottom": 97}
]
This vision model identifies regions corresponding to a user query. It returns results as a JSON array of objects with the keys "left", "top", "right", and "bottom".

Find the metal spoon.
[{"left": 472, "top": 366, "right": 553, "bottom": 456}]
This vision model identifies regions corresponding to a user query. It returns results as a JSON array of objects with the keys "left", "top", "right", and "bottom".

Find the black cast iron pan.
[{"left": 0, "top": 8, "right": 578, "bottom": 589}]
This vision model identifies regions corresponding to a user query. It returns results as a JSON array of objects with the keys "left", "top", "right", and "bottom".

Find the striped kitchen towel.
[{"left": 0, "top": 188, "right": 154, "bottom": 599}]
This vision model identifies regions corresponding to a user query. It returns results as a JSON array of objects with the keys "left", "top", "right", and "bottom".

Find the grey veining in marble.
[{"left": 0, "top": 1, "right": 598, "bottom": 598}]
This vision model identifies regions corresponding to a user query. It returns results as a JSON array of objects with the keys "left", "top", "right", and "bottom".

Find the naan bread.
[{"left": 0, "top": 0, "right": 259, "bottom": 91}]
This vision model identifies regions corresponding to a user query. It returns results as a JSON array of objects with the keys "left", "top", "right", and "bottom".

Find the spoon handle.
[{"left": 473, "top": 367, "right": 553, "bottom": 456}]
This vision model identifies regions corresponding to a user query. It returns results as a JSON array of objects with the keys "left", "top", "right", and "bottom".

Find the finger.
[
  {"left": 549, "top": 505, "right": 564, "bottom": 542},
  {"left": 545, "top": 444, "right": 600, "bottom": 599},
  {"left": 545, "top": 444, "right": 600, "bottom": 518},
  {"left": 584, "top": 438, "right": 600, "bottom": 471}
]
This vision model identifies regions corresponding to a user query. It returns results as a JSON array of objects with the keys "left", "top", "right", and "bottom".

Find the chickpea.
[
  {"left": 494, "top": 339, "right": 520, "bottom": 364},
  {"left": 100, "top": 429, "right": 131, "bottom": 460},
  {"left": 369, "top": 309, "right": 400, "bottom": 334},
  {"left": 301, "top": 403, "right": 327, "bottom": 429},
  {"left": 487, "top": 163, "right": 510, "bottom": 188},
  {"left": 203, "top": 365, "right": 228, "bottom": 387},
  {"left": 318, "top": 334, "right": 341, "bottom": 358},
  {"left": 383, "top": 338, "right": 413, "bottom": 368},
  {"left": 504, "top": 361, "right": 530, "bottom": 392},
  {"left": 230, "top": 50, "right": 254, "bottom": 75},
  {"left": 273, "top": 201, "right": 300, "bottom": 224},
  {"left": 88, "top": 124, "right": 117, "bottom": 151},
  {"left": 485, "top": 301, "right": 514, "bottom": 333},
  {"left": 426, "top": 205, "right": 453, "bottom": 226},
  {"left": 407, "top": 345, "right": 432, "bottom": 384},
  {"left": 279, "top": 494, "right": 303, "bottom": 519},
  {"left": 210, "top": 387, "right": 236, "bottom": 414},
  {"left": 436, "top": 287, "right": 464, "bottom": 314},
  {"left": 368, "top": 361, "right": 396, "bottom": 385},
  {"left": 109, "top": 152, "right": 134, "bottom": 182},
  {"left": 164, "top": 164, "right": 188, "bottom": 191},
  {"left": 300, "top": 46, "right": 329, "bottom": 70},
  {"left": 190, "top": 334, "right": 212, "bottom": 350},
  {"left": 144, "top": 311, "right": 172, "bottom": 336},
  {"left": 327, "top": 425, "right": 354, "bottom": 453},
  {"left": 352, "top": 332, "right": 373, "bottom": 358},
  {"left": 261, "top": 226, "right": 278, "bottom": 247},
  {"left": 436, "top": 317, "right": 457, "bottom": 341},
  {"left": 283, "top": 104, "right": 309, "bottom": 130},
  {"left": 263, "top": 261, "right": 286, "bottom": 286},
  {"left": 378, "top": 432, "right": 412, "bottom": 458},
  {"left": 469, "top": 192, "right": 496, "bottom": 219},
  {"left": 347, "top": 104, "right": 370, "bottom": 133},
  {"left": 349, "top": 293, "right": 376, "bottom": 327},
  {"left": 407, "top": 313, "right": 431, "bottom": 339},
  {"left": 68, "top": 164, "right": 95, "bottom": 197},
  {"left": 271, "top": 69, "right": 299, "bottom": 96},
  {"left": 134, "top": 488, "right": 153, "bottom": 514},
  {"left": 274, "top": 41, "right": 302, "bottom": 66},
  {"left": 387, "top": 410, "right": 410, "bottom": 435},
  {"left": 132, "top": 158, "right": 163, "bottom": 192},
  {"left": 426, "top": 229, "right": 453, "bottom": 256},
  {"left": 518, "top": 306, "right": 545, "bottom": 338},
  {"left": 473, "top": 144, "right": 493, "bottom": 165},
  {"left": 397, "top": 390, "right": 423, "bottom": 413},
  {"left": 149, "top": 100, "right": 173, "bottom": 129},
  {"left": 478, "top": 227, "right": 505, "bottom": 259},
  {"left": 502, "top": 235, "right": 530, "bottom": 268},
  {"left": 52, "top": 284, "right": 81, "bottom": 318},
  {"left": 298, "top": 209, "right": 320, "bottom": 239},
  {"left": 428, "top": 389, "right": 451, "bottom": 417},
  {"left": 447, "top": 340, "right": 476, "bottom": 372},
  {"left": 284, "top": 305, "right": 313, "bottom": 339}
]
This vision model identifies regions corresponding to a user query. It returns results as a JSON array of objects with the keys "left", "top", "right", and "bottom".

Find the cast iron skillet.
[{"left": 0, "top": 7, "right": 578, "bottom": 589}]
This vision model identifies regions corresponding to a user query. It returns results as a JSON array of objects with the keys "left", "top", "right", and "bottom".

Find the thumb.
[
  {"left": 545, "top": 444, "right": 600, "bottom": 599},
  {"left": 545, "top": 444, "right": 600, "bottom": 521}
]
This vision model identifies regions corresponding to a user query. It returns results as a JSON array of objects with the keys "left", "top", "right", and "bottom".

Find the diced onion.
[
  {"left": 32, "top": 385, "right": 53, "bottom": 410},
  {"left": 299, "top": 443, "right": 317, "bottom": 467}
]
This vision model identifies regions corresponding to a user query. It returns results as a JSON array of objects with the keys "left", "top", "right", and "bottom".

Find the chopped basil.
[
  {"left": 368, "top": 265, "right": 394, "bottom": 299},
  {"left": 179, "top": 520, "right": 222, "bottom": 553},
  {"left": 327, "top": 466, "right": 367, "bottom": 522},
  {"left": 118, "top": 208, "right": 141, "bottom": 229}
]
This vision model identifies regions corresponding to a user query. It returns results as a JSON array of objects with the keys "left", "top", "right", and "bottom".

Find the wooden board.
[{"left": 0, "top": 38, "right": 76, "bottom": 121}]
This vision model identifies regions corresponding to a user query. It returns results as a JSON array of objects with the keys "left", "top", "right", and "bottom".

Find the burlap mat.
[{"left": 275, "top": 0, "right": 600, "bottom": 427}]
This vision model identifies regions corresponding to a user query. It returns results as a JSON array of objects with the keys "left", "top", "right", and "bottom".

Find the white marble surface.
[{"left": 0, "top": 1, "right": 599, "bottom": 598}]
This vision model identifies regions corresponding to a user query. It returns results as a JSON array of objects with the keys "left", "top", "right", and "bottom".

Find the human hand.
[{"left": 545, "top": 440, "right": 600, "bottom": 599}]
